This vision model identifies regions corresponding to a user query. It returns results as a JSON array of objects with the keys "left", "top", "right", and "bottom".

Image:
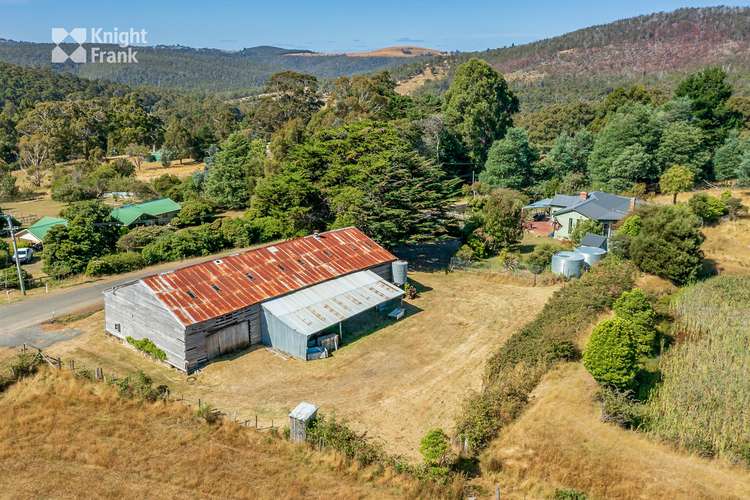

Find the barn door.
[{"left": 205, "top": 322, "right": 250, "bottom": 359}]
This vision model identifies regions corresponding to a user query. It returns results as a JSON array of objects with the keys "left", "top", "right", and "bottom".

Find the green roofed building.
[
  {"left": 111, "top": 198, "right": 181, "bottom": 227},
  {"left": 16, "top": 216, "right": 68, "bottom": 245}
]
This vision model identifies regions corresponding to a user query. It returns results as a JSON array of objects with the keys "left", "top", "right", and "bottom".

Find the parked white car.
[{"left": 12, "top": 247, "right": 33, "bottom": 264}]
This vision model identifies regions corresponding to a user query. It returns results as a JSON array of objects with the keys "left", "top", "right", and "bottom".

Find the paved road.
[{"left": 0, "top": 246, "right": 255, "bottom": 343}]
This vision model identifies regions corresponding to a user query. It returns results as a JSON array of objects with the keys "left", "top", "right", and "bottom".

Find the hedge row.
[
  {"left": 85, "top": 252, "right": 146, "bottom": 277},
  {"left": 455, "top": 257, "right": 637, "bottom": 451},
  {"left": 141, "top": 216, "right": 286, "bottom": 265}
]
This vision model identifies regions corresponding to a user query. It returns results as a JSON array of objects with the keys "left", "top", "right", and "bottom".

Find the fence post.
[
  {"left": 68, "top": 360, "right": 75, "bottom": 370},
  {"left": 22, "top": 343, "right": 26, "bottom": 352},
  {"left": 95, "top": 367, "right": 103, "bottom": 380},
  {"left": 255, "top": 415, "right": 258, "bottom": 429},
  {"left": 495, "top": 485, "right": 500, "bottom": 500}
]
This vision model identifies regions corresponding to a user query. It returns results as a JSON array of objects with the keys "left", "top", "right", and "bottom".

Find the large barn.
[{"left": 103, "top": 227, "right": 405, "bottom": 372}]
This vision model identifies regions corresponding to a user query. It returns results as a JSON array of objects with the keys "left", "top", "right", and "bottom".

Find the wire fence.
[{"left": 14, "top": 343, "right": 282, "bottom": 432}]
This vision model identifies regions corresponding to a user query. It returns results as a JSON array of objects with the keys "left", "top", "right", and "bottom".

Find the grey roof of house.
[
  {"left": 549, "top": 194, "right": 584, "bottom": 207},
  {"left": 580, "top": 233, "right": 608, "bottom": 249},
  {"left": 552, "top": 191, "right": 640, "bottom": 221}
]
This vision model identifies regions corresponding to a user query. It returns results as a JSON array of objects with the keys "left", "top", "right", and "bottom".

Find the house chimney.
[
  {"left": 579, "top": 191, "right": 588, "bottom": 201},
  {"left": 313, "top": 229, "right": 320, "bottom": 240},
  {"left": 629, "top": 197, "right": 636, "bottom": 212}
]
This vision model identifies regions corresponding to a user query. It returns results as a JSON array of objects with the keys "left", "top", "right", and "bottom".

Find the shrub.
[
  {"left": 419, "top": 428, "right": 454, "bottom": 467},
  {"left": 629, "top": 205, "right": 704, "bottom": 285},
  {"left": 598, "top": 387, "right": 645, "bottom": 429},
  {"left": 583, "top": 318, "right": 639, "bottom": 390},
  {"left": 117, "top": 225, "right": 174, "bottom": 251},
  {"left": 466, "top": 228, "right": 497, "bottom": 259},
  {"left": 110, "top": 158, "right": 136, "bottom": 177},
  {"left": 126, "top": 336, "right": 167, "bottom": 361},
  {"left": 570, "top": 219, "right": 603, "bottom": 246},
  {"left": 171, "top": 199, "right": 216, "bottom": 227},
  {"left": 721, "top": 191, "right": 747, "bottom": 220},
  {"left": 0, "top": 267, "right": 31, "bottom": 289},
  {"left": 613, "top": 288, "right": 657, "bottom": 356},
  {"left": 526, "top": 243, "right": 560, "bottom": 272},
  {"left": 306, "top": 414, "right": 386, "bottom": 466},
  {"left": 110, "top": 370, "right": 169, "bottom": 401},
  {"left": 0, "top": 239, "right": 9, "bottom": 267},
  {"left": 616, "top": 214, "right": 641, "bottom": 237},
  {"left": 195, "top": 401, "right": 222, "bottom": 424},
  {"left": 455, "top": 244, "right": 475, "bottom": 263},
  {"left": 86, "top": 252, "right": 145, "bottom": 276},
  {"left": 141, "top": 224, "right": 228, "bottom": 264},
  {"left": 553, "top": 488, "right": 587, "bottom": 500},
  {"left": 687, "top": 193, "right": 727, "bottom": 223}
]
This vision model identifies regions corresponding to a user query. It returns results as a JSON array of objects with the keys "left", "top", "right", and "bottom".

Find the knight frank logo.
[
  {"left": 51, "top": 27, "right": 87, "bottom": 63},
  {"left": 51, "top": 27, "right": 147, "bottom": 63}
]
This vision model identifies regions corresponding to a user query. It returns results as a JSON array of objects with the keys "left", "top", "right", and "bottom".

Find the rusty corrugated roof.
[{"left": 141, "top": 227, "right": 397, "bottom": 326}]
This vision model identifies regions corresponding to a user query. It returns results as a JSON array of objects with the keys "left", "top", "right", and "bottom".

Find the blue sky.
[{"left": 1, "top": 0, "right": 748, "bottom": 52}]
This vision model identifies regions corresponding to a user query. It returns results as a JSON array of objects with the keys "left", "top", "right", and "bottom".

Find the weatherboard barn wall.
[
  {"left": 104, "top": 281, "right": 187, "bottom": 370},
  {"left": 183, "top": 304, "right": 262, "bottom": 370}
]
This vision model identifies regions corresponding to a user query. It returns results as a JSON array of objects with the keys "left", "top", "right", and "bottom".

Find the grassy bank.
[{"left": 455, "top": 258, "right": 637, "bottom": 451}]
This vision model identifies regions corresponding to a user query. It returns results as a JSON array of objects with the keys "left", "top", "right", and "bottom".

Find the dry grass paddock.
[
  {"left": 475, "top": 363, "right": 750, "bottom": 499},
  {"left": 0, "top": 369, "right": 428, "bottom": 499},
  {"left": 43, "top": 270, "right": 557, "bottom": 460}
]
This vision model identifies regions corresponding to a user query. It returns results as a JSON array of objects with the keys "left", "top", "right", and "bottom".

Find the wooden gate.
[{"left": 206, "top": 321, "right": 250, "bottom": 359}]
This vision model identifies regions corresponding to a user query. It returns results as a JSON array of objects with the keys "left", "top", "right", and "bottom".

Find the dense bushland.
[{"left": 455, "top": 258, "right": 637, "bottom": 450}]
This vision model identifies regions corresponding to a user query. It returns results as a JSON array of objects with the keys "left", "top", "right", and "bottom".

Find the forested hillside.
[
  {"left": 0, "top": 40, "right": 433, "bottom": 94},
  {"left": 416, "top": 7, "right": 750, "bottom": 109}
]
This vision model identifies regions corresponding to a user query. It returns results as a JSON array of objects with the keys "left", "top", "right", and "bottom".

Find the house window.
[{"left": 114, "top": 323, "right": 121, "bottom": 333}]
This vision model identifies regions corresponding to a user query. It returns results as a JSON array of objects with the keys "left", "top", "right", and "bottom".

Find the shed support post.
[{"left": 339, "top": 322, "right": 342, "bottom": 340}]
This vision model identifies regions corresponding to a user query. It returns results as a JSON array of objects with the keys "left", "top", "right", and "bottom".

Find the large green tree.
[
  {"left": 630, "top": 204, "right": 705, "bottom": 285},
  {"left": 246, "top": 71, "right": 323, "bottom": 137},
  {"left": 655, "top": 121, "right": 710, "bottom": 177},
  {"left": 713, "top": 131, "right": 748, "bottom": 181},
  {"left": 472, "top": 188, "right": 527, "bottom": 249},
  {"left": 443, "top": 58, "right": 518, "bottom": 166},
  {"left": 479, "top": 127, "right": 537, "bottom": 189},
  {"left": 251, "top": 120, "right": 457, "bottom": 247},
  {"left": 675, "top": 67, "right": 739, "bottom": 147},
  {"left": 588, "top": 104, "right": 662, "bottom": 188},
  {"left": 43, "top": 200, "right": 120, "bottom": 277},
  {"left": 540, "top": 129, "right": 593, "bottom": 179},
  {"left": 204, "top": 133, "right": 265, "bottom": 209}
]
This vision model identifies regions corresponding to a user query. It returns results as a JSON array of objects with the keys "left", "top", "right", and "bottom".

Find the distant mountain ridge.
[
  {"left": 0, "top": 39, "right": 437, "bottom": 93},
  {"left": 413, "top": 6, "right": 750, "bottom": 108}
]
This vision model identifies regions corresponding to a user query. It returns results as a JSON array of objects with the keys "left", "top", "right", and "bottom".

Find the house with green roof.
[
  {"left": 16, "top": 216, "right": 68, "bottom": 245},
  {"left": 110, "top": 198, "right": 181, "bottom": 227}
]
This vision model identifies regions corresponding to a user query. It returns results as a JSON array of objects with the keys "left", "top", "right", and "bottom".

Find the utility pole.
[{"left": 4, "top": 214, "right": 25, "bottom": 295}]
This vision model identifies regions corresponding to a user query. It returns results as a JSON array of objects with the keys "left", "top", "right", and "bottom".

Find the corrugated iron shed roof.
[
  {"left": 262, "top": 270, "right": 404, "bottom": 336},
  {"left": 142, "top": 227, "right": 397, "bottom": 326}
]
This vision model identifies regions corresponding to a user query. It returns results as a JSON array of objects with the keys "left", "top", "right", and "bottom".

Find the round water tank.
[
  {"left": 551, "top": 251, "right": 585, "bottom": 278},
  {"left": 392, "top": 260, "right": 408, "bottom": 286},
  {"left": 576, "top": 246, "right": 607, "bottom": 268}
]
